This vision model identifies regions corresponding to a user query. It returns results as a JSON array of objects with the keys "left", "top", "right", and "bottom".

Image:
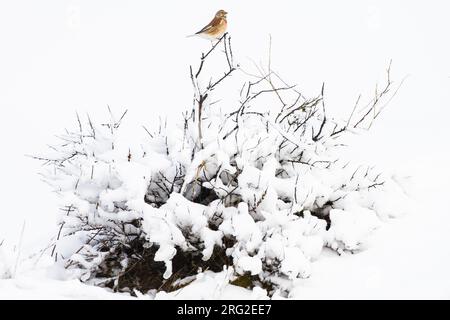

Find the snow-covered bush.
[{"left": 35, "top": 34, "right": 408, "bottom": 296}]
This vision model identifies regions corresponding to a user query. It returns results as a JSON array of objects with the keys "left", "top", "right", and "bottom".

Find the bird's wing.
[{"left": 195, "top": 16, "right": 219, "bottom": 34}]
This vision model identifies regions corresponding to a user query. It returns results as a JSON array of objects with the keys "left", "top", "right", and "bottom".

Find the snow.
[
  {"left": 1, "top": 0, "right": 450, "bottom": 299},
  {"left": 236, "top": 256, "right": 262, "bottom": 275},
  {"left": 280, "top": 247, "right": 311, "bottom": 280},
  {"left": 0, "top": 165, "right": 449, "bottom": 299},
  {"left": 0, "top": 246, "right": 14, "bottom": 280},
  {"left": 155, "top": 269, "right": 259, "bottom": 300},
  {"left": 327, "top": 208, "right": 381, "bottom": 251}
]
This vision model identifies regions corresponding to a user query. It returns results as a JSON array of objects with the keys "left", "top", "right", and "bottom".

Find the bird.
[{"left": 187, "top": 10, "right": 228, "bottom": 41}]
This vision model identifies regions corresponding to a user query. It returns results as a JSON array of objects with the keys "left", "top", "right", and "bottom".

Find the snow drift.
[{"left": 34, "top": 34, "right": 408, "bottom": 297}]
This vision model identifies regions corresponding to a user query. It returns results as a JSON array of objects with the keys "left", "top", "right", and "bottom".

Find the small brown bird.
[{"left": 188, "top": 10, "right": 228, "bottom": 41}]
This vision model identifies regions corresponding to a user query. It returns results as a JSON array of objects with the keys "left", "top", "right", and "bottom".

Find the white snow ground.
[
  {"left": 1, "top": 0, "right": 449, "bottom": 299},
  {"left": 1, "top": 160, "right": 448, "bottom": 300}
]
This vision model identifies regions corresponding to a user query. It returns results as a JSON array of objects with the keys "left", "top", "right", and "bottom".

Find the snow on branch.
[{"left": 34, "top": 36, "right": 410, "bottom": 297}]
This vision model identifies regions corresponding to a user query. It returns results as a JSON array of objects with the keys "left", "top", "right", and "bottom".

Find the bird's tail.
[{"left": 186, "top": 34, "right": 197, "bottom": 38}]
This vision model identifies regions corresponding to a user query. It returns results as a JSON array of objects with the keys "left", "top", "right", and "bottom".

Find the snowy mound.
[{"left": 34, "top": 34, "right": 408, "bottom": 297}]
